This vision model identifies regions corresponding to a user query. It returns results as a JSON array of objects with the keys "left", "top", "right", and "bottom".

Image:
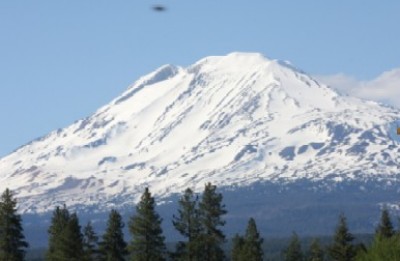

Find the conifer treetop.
[{"left": 0, "top": 188, "right": 29, "bottom": 261}]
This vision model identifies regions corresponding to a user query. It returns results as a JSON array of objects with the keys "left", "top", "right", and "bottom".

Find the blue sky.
[{"left": 1, "top": 0, "right": 400, "bottom": 157}]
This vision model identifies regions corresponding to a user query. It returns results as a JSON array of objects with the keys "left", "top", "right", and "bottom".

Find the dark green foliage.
[
  {"left": 0, "top": 188, "right": 29, "bottom": 261},
  {"left": 58, "top": 213, "right": 84, "bottom": 260},
  {"left": 46, "top": 206, "right": 84, "bottom": 261},
  {"left": 99, "top": 209, "right": 128, "bottom": 261},
  {"left": 329, "top": 214, "right": 356, "bottom": 261},
  {"left": 197, "top": 183, "right": 227, "bottom": 261},
  {"left": 46, "top": 205, "right": 70, "bottom": 260},
  {"left": 83, "top": 221, "right": 99, "bottom": 261},
  {"left": 284, "top": 232, "right": 303, "bottom": 261},
  {"left": 308, "top": 238, "right": 324, "bottom": 261},
  {"left": 354, "top": 243, "right": 367, "bottom": 257},
  {"left": 172, "top": 188, "right": 202, "bottom": 260},
  {"left": 356, "top": 234, "right": 400, "bottom": 261},
  {"left": 375, "top": 207, "right": 394, "bottom": 239},
  {"left": 128, "top": 187, "right": 166, "bottom": 261},
  {"left": 241, "top": 218, "right": 264, "bottom": 261},
  {"left": 231, "top": 234, "right": 245, "bottom": 261},
  {"left": 231, "top": 218, "right": 263, "bottom": 261}
]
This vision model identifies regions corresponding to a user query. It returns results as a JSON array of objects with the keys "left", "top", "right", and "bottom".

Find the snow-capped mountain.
[{"left": 0, "top": 52, "right": 399, "bottom": 215}]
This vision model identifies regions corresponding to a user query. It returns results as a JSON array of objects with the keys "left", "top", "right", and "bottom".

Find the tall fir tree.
[
  {"left": 375, "top": 207, "right": 394, "bottom": 239},
  {"left": 46, "top": 206, "right": 84, "bottom": 261},
  {"left": 99, "top": 209, "right": 127, "bottom": 261},
  {"left": 356, "top": 234, "right": 400, "bottom": 261},
  {"left": 198, "top": 183, "right": 227, "bottom": 261},
  {"left": 128, "top": 187, "right": 166, "bottom": 261},
  {"left": 231, "top": 234, "right": 245, "bottom": 261},
  {"left": 0, "top": 188, "right": 29, "bottom": 261},
  {"left": 46, "top": 205, "right": 70, "bottom": 260},
  {"left": 83, "top": 221, "right": 99, "bottom": 261},
  {"left": 231, "top": 218, "right": 264, "bottom": 261},
  {"left": 329, "top": 214, "right": 356, "bottom": 261},
  {"left": 284, "top": 232, "right": 303, "bottom": 261},
  {"left": 58, "top": 213, "right": 84, "bottom": 260},
  {"left": 172, "top": 188, "right": 202, "bottom": 261},
  {"left": 241, "top": 218, "right": 264, "bottom": 261},
  {"left": 308, "top": 238, "right": 324, "bottom": 261}
]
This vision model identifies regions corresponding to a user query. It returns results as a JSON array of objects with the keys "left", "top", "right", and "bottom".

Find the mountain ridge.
[{"left": 0, "top": 52, "right": 399, "bottom": 214}]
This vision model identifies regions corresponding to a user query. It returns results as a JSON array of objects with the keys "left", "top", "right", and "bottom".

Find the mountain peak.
[
  {"left": 198, "top": 52, "right": 270, "bottom": 63},
  {"left": 0, "top": 53, "right": 398, "bottom": 213},
  {"left": 189, "top": 52, "right": 271, "bottom": 73}
]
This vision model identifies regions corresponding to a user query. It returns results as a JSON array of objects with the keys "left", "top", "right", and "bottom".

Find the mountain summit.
[{"left": 0, "top": 52, "right": 399, "bottom": 214}]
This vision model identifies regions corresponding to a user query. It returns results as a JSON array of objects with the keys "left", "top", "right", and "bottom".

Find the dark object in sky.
[
  {"left": 397, "top": 127, "right": 400, "bottom": 135},
  {"left": 152, "top": 5, "right": 166, "bottom": 12}
]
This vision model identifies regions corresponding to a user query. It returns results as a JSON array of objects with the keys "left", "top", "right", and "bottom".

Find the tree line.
[{"left": 0, "top": 185, "right": 399, "bottom": 260}]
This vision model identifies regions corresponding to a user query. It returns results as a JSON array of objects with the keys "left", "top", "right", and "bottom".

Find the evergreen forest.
[{"left": 0, "top": 185, "right": 399, "bottom": 261}]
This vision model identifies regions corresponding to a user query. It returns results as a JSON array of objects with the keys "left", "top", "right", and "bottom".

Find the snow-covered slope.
[{"left": 0, "top": 52, "right": 399, "bottom": 213}]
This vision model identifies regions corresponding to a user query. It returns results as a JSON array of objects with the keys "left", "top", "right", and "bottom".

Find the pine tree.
[
  {"left": 197, "top": 182, "right": 227, "bottom": 261},
  {"left": 231, "top": 234, "right": 245, "bottom": 261},
  {"left": 284, "top": 232, "right": 303, "bottom": 261},
  {"left": 375, "top": 207, "right": 394, "bottom": 239},
  {"left": 172, "top": 188, "right": 202, "bottom": 260},
  {"left": 99, "top": 209, "right": 127, "bottom": 261},
  {"left": 83, "top": 221, "right": 99, "bottom": 261},
  {"left": 308, "top": 238, "right": 324, "bottom": 261},
  {"left": 58, "top": 213, "right": 84, "bottom": 260},
  {"left": 241, "top": 218, "right": 263, "bottom": 261},
  {"left": 231, "top": 218, "right": 263, "bottom": 261},
  {"left": 356, "top": 234, "right": 400, "bottom": 261},
  {"left": 46, "top": 206, "right": 84, "bottom": 261},
  {"left": 46, "top": 205, "right": 70, "bottom": 261},
  {"left": 128, "top": 187, "right": 166, "bottom": 261},
  {"left": 0, "top": 188, "right": 29, "bottom": 261},
  {"left": 329, "top": 214, "right": 356, "bottom": 261}
]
